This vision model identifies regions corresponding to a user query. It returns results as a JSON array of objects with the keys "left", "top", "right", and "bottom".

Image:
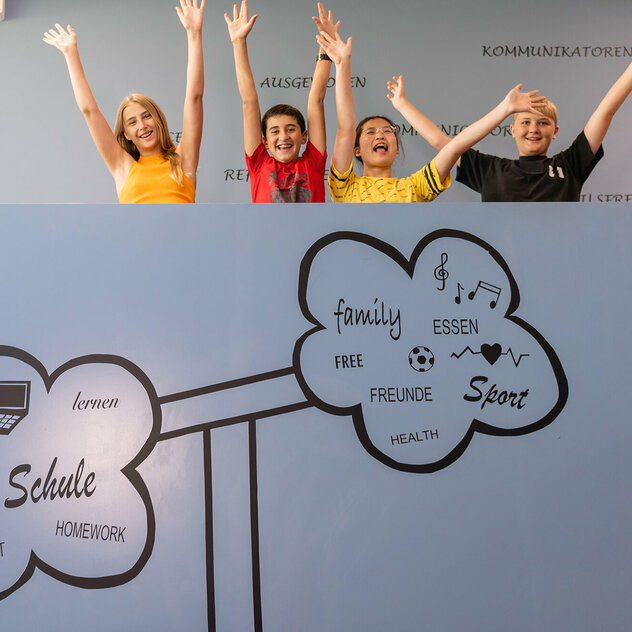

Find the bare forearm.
[
  {"left": 309, "top": 55, "right": 331, "bottom": 106},
  {"left": 330, "top": 58, "right": 355, "bottom": 172},
  {"left": 231, "top": 36, "right": 261, "bottom": 155},
  {"left": 393, "top": 98, "right": 450, "bottom": 150},
  {"left": 585, "top": 60, "right": 632, "bottom": 152},
  {"left": 185, "top": 30, "right": 204, "bottom": 102},
  {"left": 434, "top": 100, "right": 509, "bottom": 181},
  {"left": 180, "top": 27, "right": 205, "bottom": 172},
  {"left": 307, "top": 54, "right": 332, "bottom": 153},
  {"left": 63, "top": 50, "right": 100, "bottom": 117},
  {"left": 232, "top": 39, "right": 258, "bottom": 107},
  {"left": 335, "top": 59, "right": 354, "bottom": 134},
  {"left": 597, "top": 61, "right": 632, "bottom": 118}
]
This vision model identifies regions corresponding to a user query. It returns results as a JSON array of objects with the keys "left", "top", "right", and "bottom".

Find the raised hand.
[
  {"left": 504, "top": 83, "right": 547, "bottom": 115},
  {"left": 312, "top": 2, "right": 340, "bottom": 39},
  {"left": 315, "top": 30, "right": 351, "bottom": 65},
  {"left": 387, "top": 75, "right": 407, "bottom": 110},
  {"left": 224, "top": 0, "right": 258, "bottom": 42},
  {"left": 42, "top": 24, "right": 78, "bottom": 56},
  {"left": 176, "top": 0, "right": 205, "bottom": 33}
]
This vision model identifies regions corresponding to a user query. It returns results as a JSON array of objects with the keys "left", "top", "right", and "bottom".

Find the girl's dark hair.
[{"left": 354, "top": 115, "right": 402, "bottom": 164}]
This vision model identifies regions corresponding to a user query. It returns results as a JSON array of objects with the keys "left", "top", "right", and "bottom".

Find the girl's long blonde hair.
[{"left": 114, "top": 94, "right": 184, "bottom": 186}]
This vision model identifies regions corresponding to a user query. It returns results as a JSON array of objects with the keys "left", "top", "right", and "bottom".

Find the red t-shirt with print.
[{"left": 245, "top": 141, "right": 327, "bottom": 203}]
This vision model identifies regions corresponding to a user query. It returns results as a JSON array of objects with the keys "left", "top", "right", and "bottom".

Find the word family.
[{"left": 334, "top": 298, "right": 401, "bottom": 341}]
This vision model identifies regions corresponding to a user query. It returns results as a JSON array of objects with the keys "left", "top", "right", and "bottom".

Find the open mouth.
[{"left": 373, "top": 143, "right": 388, "bottom": 154}]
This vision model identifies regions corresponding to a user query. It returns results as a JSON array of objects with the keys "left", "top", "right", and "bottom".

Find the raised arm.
[
  {"left": 308, "top": 3, "right": 338, "bottom": 155},
  {"left": 43, "top": 24, "right": 131, "bottom": 183},
  {"left": 584, "top": 60, "right": 632, "bottom": 154},
  {"left": 225, "top": 1, "right": 261, "bottom": 157},
  {"left": 175, "top": 0, "right": 205, "bottom": 181},
  {"left": 433, "top": 84, "right": 545, "bottom": 182},
  {"left": 316, "top": 30, "right": 353, "bottom": 174},
  {"left": 387, "top": 75, "right": 451, "bottom": 151}
]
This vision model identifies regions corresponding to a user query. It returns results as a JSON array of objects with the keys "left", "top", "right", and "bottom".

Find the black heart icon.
[{"left": 480, "top": 343, "right": 502, "bottom": 365}]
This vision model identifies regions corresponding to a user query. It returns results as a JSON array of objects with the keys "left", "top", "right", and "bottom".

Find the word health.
[{"left": 391, "top": 429, "right": 439, "bottom": 445}]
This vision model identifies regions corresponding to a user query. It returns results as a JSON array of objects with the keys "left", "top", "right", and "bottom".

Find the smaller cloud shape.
[{"left": 0, "top": 349, "right": 159, "bottom": 599}]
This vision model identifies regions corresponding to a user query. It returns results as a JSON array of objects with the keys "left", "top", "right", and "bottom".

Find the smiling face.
[
  {"left": 354, "top": 117, "right": 399, "bottom": 175},
  {"left": 263, "top": 114, "right": 307, "bottom": 163},
  {"left": 122, "top": 102, "right": 161, "bottom": 156},
  {"left": 510, "top": 112, "right": 559, "bottom": 157}
]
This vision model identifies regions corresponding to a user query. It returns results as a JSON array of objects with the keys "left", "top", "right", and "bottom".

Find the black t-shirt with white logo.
[{"left": 456, "top": 131, "right": 603, "bottom": 201}]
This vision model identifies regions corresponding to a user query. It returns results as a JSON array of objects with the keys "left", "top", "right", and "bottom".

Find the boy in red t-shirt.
[{"left": 225, "top": 1, "right": 337, "bottom": 202}]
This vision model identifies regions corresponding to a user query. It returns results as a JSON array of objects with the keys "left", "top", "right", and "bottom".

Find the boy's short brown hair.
[
  {"left": 261, "top": 104, "right": 306, "bottom": 135},
  {"left": 513, "top": 98, "right": 558, "bottom": 125}
]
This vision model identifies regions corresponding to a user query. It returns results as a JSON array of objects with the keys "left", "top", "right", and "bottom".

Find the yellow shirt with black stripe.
[{"left": 328, "top": 159, "right": 450, "bottom": 203}]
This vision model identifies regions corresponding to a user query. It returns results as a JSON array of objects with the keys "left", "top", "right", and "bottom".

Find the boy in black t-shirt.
[{"left": 386, "top": 59, "right": 632, "bottom": 201}]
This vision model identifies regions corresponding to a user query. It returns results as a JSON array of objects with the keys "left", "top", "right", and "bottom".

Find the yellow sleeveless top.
[{"left": 119, "top": 153, "right": 196, "bottom": 203}]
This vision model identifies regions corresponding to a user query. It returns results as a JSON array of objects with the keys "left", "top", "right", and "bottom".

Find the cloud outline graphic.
[
  {"left": 293, "top": 229, "right": 569, "bottom": 473},
  {"left": 0, "top": 345, "right": 160, "bottom": 600}
]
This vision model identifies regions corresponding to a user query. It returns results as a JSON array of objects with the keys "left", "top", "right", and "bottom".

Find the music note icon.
[
  {"left": 468, "top": 280, "right": 502, "bottom": 309},
  {"left": 454, "top": 283, "right": 465, "bottom": 304}
]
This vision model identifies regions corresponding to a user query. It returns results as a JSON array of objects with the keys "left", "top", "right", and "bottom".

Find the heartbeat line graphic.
[{"left": 451, "top": 346, "right": 530, "bottom": 367}]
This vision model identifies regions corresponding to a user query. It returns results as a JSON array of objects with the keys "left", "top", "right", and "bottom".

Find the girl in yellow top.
[
  {"left": 44, "top": 0, "right": 205, "bottom": 203},
  {"left": 314, "top": 26, "right": 546, "bottom": 203}
]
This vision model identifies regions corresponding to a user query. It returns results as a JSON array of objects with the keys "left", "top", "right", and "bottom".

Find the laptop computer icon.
[{"left": 0, "top": 381, "right": 31, "bottom": 435}]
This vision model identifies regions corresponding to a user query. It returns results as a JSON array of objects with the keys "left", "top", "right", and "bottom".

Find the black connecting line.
[{"left": 158, "top": 366, "right": 312, "bottom": 632}]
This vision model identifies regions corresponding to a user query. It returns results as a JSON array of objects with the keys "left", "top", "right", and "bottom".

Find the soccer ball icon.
[{"left": 408, "top": 346, "right": 435, "bottom": 372}]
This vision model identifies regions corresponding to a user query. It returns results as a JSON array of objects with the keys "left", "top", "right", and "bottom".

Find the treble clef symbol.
[{"left": 434, "top": 252, "right": 449, "bottom": 291}]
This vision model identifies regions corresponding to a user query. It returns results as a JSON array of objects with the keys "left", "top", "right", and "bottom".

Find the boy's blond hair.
[{"left": 513, "top": 98, "right": 558, "bottom": 125}]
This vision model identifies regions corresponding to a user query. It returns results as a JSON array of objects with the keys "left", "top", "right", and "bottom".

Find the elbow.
[
  {"left": 242, "top": 95, "right": 259, "bottom": 110},
  {"left": 310, "top": 95, "right": 326, "bottom": 108},
  {"left": 436, "top": 136, "right": 452, "bottom": 151},
  {"left": 79, "top": 103, "right": 99, "bottom": 118}
]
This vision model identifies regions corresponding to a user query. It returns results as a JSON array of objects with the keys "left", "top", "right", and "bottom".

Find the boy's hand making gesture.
[{"left": 502, "top": 83, "right": 546, "bottom": 117}]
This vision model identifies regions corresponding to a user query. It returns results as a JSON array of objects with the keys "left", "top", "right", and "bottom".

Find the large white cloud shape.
[
  {"left": 0, "top": 347, "right": 160, "bottom": 599},
  {"left": 294, "top": 230, "right": 568, "bottom": 472}
]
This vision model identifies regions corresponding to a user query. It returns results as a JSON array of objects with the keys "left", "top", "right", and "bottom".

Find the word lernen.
[{"left": 73, "top": 391, "right": 119, "bottom": 411}]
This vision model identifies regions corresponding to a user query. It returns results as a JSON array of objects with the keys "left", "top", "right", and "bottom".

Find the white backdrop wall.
[{"left": 1, "top": 0, "right": 632, "bottom": 203}]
